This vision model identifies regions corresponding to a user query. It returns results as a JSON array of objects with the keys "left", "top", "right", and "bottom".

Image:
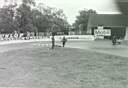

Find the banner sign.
[
  {"left": 94, "top": 29, "right": 111, "bottom": 36},
  {"left": 54, "top": 35, "right": 95, "bottom": 41}
]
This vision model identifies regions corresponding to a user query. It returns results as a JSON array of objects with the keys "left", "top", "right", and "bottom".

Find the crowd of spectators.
[{"left": 0, "top": 31, "right": 50, "bottom": 41}]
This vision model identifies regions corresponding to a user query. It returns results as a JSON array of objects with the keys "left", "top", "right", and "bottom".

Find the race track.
[{"left": 66, "top": 40, "right": 128, "bottom": 57}]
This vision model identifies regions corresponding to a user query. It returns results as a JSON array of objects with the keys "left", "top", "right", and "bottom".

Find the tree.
[
  {"left": 31, "top": 9, "right": 50, "bottom": 33},
  {"left": 15, "top": 0, "right": 35, "bottom": 33},
  {"left": 35, "top": 3, "right": 70, "bottom": 34},
  {"left": 44, "top": 7, "right": 69, "bottom": 34},
  {"left": 22, "top": 0, "right": 35, "bottom": 6},
  {"left": 0, "top": 4, "right": 17, "bottom": 33},
  {"left": 73, "top": 9, "right": 96, "bottom": 34},
  {"left": 0, "top": 1, "right": 70, "bottom": 35}
]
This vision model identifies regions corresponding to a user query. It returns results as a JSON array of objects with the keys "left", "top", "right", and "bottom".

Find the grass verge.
[{"left": 0, "top": 45, "right": 127, "bottom": 88}]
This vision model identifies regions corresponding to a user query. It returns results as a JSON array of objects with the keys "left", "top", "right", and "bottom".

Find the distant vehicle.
[
  {"left": 116, "top": 38, "right": 122, "bottom": 45},
  {"left": 112, "top": 36, "right": 122, "bottom": 45}
]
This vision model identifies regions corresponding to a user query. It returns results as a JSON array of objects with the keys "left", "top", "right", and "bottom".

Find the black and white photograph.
[{"left": 0, "top": 0, "right": 128, "bottom": 87}]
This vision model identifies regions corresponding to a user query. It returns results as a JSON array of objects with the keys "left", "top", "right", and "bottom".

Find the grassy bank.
[{"left": 0, "top": 45, "right": 128, "bottom": 87}]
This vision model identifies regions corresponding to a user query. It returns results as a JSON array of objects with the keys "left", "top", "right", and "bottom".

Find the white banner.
[
  {"left": 94, "top": 29, "right": 111, "bottom": 36},
  {"left": 53, "top": 35, "right": 95, "bottom": 41}
]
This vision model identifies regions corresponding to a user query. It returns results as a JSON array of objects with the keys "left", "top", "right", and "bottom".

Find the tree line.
[
  {"left": 0, "top": 0, "right": 97, "bottom": 35},
  {"left": 72, "top": 9, "right": 96, "bottom": 35},
  {"left": 0, "top": 0, "right": 70, "bottom": 35}
]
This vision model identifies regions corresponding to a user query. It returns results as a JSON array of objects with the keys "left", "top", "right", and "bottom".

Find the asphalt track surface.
[{"left": 66, "top": 40, "right": 128, "bottom": 57}]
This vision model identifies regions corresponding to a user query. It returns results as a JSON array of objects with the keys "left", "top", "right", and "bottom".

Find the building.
[
  {"left": 87, "top": 14, "right": 128, "bottom": 39},
  {"left": 116, "top": 0, "right": 128, "bottom": 15}
]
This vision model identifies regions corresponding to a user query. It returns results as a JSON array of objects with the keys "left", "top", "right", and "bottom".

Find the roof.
[
  {"left": 116, "top": 0, "right": 128, "bottom": 14},
  {"left": 88, "top": 14, "right": 128, "bottom": 27}
]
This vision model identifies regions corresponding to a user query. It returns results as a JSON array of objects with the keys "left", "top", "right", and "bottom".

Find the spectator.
[
  {"left": 61, "top": 36, "right": 67, "bottom": 47},
  {"left": 51, "top": 35, "right": 55, "bottom": 49},
  {"left": 112, "top": 36, "right": 116, "bottom": 45}
]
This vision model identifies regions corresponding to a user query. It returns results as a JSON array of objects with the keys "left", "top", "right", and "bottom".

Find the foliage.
[
  {"left": 16, "top": 3, "right": 34, "bottom": 32},
  {"left": 0, "top": 4, "right": 17, "bottom": 33},
  {"left": 36, "top": 4, "right": 69, "bottom": 34},
  {"left": 73, "top": 9, "right": 96, "bottom": 34},
  {"left": 22, "top": 0, "right": 35, "bottom": 5},
  {"left": 0, "top": 0, "right": 69, "bottom": 34}
]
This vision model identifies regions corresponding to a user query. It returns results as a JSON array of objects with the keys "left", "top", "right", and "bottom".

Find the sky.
[{"left": 0, "top": 0, "right": 121, "bottom": 24}]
